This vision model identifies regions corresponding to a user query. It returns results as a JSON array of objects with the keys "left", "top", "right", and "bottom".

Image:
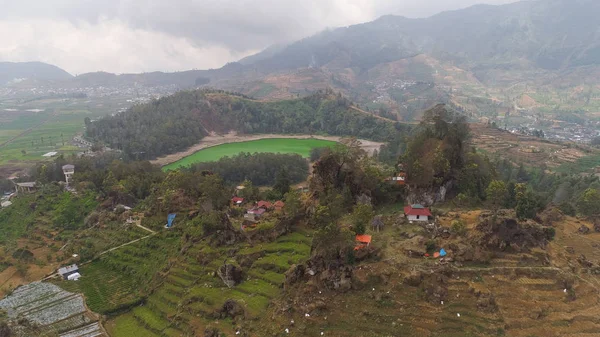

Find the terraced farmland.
[
  {"left": 56, "top": 234, "right": 180, "bottom": 315},
  {"left": 0, "top": 282, "right": 105, "bottom": 337},
  {"left": 106, "top": 229, "right": 313, "bottom": 336}
]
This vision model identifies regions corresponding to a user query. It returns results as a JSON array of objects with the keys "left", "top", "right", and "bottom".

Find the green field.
[
  {"left": 163, "top": 138, "right": 337, "bottom": 170},
  {"left": 0, "top": 95, "right": 131, "bottom": 171}
]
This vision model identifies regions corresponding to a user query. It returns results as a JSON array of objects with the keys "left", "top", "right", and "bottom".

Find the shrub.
[
  {"left": 425, "top": 239, "right": 436, "bottom": 253},
  {"left": 543, "top": 227, "right": 556, "bottom": 241},
  {"left": 12, "top": 249, "right": 34, "bottom": 262},
  {"left": 256, "top": 221, "right": 276, "bottom": 232},
  {"left": 451, "top": 220, "right": 467, "bottom": 236}
]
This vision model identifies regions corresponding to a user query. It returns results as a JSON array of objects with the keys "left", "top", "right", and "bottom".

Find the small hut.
[{"left": 371, "top": 215, "right": 384, "bottom": 232}]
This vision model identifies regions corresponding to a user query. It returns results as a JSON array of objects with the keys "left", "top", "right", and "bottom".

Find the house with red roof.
[
  {"left": 404, "top": 204, "right": 432, "bottom": 222},
  {"left": 231, "top": 197, "right": 244, "bottom": 207},
  {"left": 247, "top": 207, "right": 266, "bottom": 216},
  {"left": 257, "top": 201, "right": 272, "bottom": 209},
  {"left": 273, "top": 200, "right": 285, "bottom": 211}
]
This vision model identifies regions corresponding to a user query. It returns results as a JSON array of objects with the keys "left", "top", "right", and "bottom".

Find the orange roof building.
[{"left": 354, "top": 234, "right": 372, "bottom": 250}]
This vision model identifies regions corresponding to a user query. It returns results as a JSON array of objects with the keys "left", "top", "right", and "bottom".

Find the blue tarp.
[
  {"left": 439, "top": 248, "right": 447, "bottom": 257},
  {"left": 166, "top": 213, "right": 176, "bottom": 228}
]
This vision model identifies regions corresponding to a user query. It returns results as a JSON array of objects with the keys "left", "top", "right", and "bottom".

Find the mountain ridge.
[
  {"left": 0, "top": 61, "right": 72, "bottom": 85},
  {"left": 5, "top": 0, "right": 600, "bottom": 123}
]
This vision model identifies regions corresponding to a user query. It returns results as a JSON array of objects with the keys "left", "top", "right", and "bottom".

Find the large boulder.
[
  {"left": 317, "top": 265, "right": 353, "bottom": 292},
  {"left": 217, "top": 264, "right": 243, "bottom": 288},
  {"left": 204, "top": 328, "right": 220, "bottom": 337},
  {"left": 216, "top": 299, "right": 245, "bottom": 319},
  {"left": 578, "top": 225, "right": 591, "bottom": 235},
  {"left": 284, "top": 264, "right": 306, "bottom": 290}
]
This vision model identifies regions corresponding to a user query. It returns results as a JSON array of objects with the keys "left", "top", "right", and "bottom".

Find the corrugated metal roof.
[{"left": 58, "top": 264, "right": 79, "bottom": 276}]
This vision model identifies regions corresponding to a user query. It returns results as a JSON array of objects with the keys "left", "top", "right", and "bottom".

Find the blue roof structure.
[{"left": 166, "top": 213, "right": 176, "bottom": 228}]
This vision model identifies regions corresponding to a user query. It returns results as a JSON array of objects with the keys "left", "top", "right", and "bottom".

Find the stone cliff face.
[{"left": 405, "top": 180, "right": 453, "bottom": 206}]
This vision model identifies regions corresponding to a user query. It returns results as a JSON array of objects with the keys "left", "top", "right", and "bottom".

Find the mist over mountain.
[
  {"left": 0, "top": 62, "right": 72, "bottom": 85},
  {"left": 244, "top": 0, "right": 600, "bottom": 73},
  {"left": 5, "top": 0, "right": 600, "bottom": 122}
]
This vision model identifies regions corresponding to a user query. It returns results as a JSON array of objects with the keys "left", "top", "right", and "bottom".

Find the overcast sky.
[{"left": 0, "top": 0, "right": 518, "bottom": 74}]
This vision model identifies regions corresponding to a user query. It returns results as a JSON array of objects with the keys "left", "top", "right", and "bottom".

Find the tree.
[
  {"left": 238, "top": 180, "right": 259, "bottom": 201},
  {"left": 486, "top": 180, "right": 508, "bottom": 214},
  {"left": 273, "top": 168, "right": 291, "bottom": 197},
  {"left": 350, "top": 203, "right": 374, "bottom": 235},
  {"left": 451, "top": 220, "right": 467, "bottom": 236},
  {"left": 577, "top": 188, "right": 600, "bottom": 218},
  {"left": 516, "top": 164, "right": 529, "bottom": 182},
  {"left": 283, "top": 190, "right": 302, "bottom": 218},
  {"left": 515, "top": 183, "right": 537, "bottom": 220}
]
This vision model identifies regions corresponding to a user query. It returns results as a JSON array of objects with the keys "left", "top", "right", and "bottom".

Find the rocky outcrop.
[
  {"left": 216, "top": 299, "right": 245, "bottom": 319},
  {"left": 469, "top": 287, "right": 498, "bottom": 313},
  {"left": 402, "top": 268, "right": 452, "bottom": 304},
  {"left": 284, "top": 264, "right": 306, "bottom": 289},
  {"left": 448, "top": 243, "right": 492, "bottom": 263},
  {"left": 217, "top": 264, "right": 243, "bottom": 288},
  {"left": 476, "top": 214, "right": 552, "bottom": 252},
  {"left": 243, "top": 217, "right": 295, "bottom": 243},
  {"left": 284, "top": 258, "right": 353, "bottom": 292},
  {"left": 577, "top": 254, "right": 594, "bottom": 268},
  {"left": 405, "top": 180, "right": 453, "bottom": 206},
  {"left": 578, "top": 225, "right": 590, "bottom": 235},
  {"left": 204, "top": 328, "right": 221, "bottom": 337}
]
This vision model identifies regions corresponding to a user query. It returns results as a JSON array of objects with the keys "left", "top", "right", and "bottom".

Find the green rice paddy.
[{"left": 163, "top": 138, "right": 337, "bottom": 170}]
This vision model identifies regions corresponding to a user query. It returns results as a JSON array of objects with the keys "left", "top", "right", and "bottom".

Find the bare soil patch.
[{"left": 470, "top": 123, "right": 591, "bottom": 168}]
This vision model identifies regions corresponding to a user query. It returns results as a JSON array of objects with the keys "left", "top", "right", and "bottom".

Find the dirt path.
[
  {"left": 136, "top": 223, "right": 155, "bottom": 234},
  {"left": 150, "top": 132, "right": 385, "bottom": 167},
  {"left": 94, "top": 233, "right": 155, "bottom": 258}
]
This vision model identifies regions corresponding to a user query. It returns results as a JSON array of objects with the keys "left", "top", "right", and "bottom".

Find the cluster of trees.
[
  {"left": 188, "top": 152, "right": 308, "bottom": 187},
  {"left": 307, "top": 140, "right": 402, "bottom": 259},
  {"left": 27, "top": 154, "right": 165, "bottom": 207},
  {"left": 400, "top": 104, "right": 474, "bottom": 188},
  {"left": 87, "top": 89, "right": 409, "bottom": 159},
  {"left": 471, "top": 155, "right": 600, "bottom": 220}
]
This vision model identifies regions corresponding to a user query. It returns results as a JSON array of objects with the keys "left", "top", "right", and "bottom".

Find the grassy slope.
[{"left": 163, "top": 138, "right": 336, "bottom": 170}]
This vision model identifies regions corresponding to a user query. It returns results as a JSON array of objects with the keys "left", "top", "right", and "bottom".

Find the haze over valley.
[{"left": 2, "top": 1, "right": 600, "bottom": 337}]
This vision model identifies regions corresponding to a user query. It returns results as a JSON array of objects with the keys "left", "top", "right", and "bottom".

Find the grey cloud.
[
  {"left": 1, "top": 0, "right": 518, "bottom": 51},
  {"left": 0, "top": 0, "right": 519, "bottom": 73}
]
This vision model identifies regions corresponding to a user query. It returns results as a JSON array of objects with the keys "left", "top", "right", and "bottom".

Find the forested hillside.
[{"left": 86, "top": 89, "right": 408, "bottom": 159}]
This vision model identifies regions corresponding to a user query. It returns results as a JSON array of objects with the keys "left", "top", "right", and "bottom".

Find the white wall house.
[{"left": 404, "top": 204, "right": 432, "bottom": 222}]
